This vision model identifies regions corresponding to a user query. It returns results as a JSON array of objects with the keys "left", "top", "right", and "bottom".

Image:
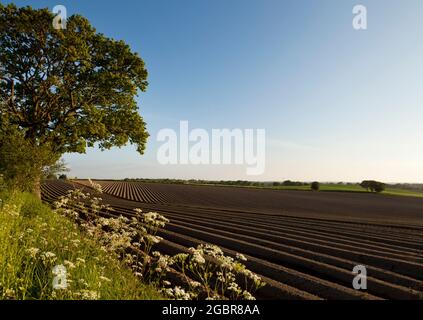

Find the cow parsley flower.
[{"left": 26, "top": 247, "right": 40, "bottom": 258}]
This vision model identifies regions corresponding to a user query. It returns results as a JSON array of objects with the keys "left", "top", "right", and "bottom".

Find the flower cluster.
[
  {"left": 53, "top": 185, "right": 170, "bottom": 283},
  {"left": 40, "top": 251, "right": 57, "bottom": 266},
  {"left": 88, "top": 179, "right": 103, "bottom": 194},
  {"left": 161, "top": 286, "right": 195, "bottom": 300},
  {"left": 167, "top": 244, "right": 265, "bottom": 300}
]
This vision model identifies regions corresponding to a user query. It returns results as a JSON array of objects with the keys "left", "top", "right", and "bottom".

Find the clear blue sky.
[{"left": 6, "top": 0, "right": 423, "bottom": 182}]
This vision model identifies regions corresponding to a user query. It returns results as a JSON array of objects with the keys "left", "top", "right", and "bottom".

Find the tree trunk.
[{"left": 33, "top": 175, "right": 41, "bottom": 199}]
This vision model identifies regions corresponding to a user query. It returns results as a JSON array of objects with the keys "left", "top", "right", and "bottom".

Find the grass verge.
[{"left": 0, "top": 190, "right": 162, "bottom": 300}]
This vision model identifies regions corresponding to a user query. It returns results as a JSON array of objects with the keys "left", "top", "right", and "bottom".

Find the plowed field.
[{"left": 41, "top": 180, "right": 423, "bottom": 300}]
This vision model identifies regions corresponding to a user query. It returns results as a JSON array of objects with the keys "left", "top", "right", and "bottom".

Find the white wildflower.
[
  {"left": 4, "top": 288, "right": 15, "bottom": 299},
  {"left": 192, "top": 252, "right": 205, "bottom": 265},
  {"left": 26, "top": 247, "right": 40, "bottom": 258},
  {"left": 236, "top": 253, "right": 247, "bottom": 261},
  {"left": 189, "top": 280, "right": 201, "bottom": 288},
  {"left": 41, "top": 252, "right": 57, "bottom": 265},
  {"left": 88, "top": 179, "right": 103, "bottom": 194},
  {"left": 64, "top": 260, "right": 76, "bottom": 269},
  {"left": 78, "top": 289, "right": 99, "bottom": 300},
  {"left": 242, "top": 290, "right": 256, "bottom": 300},
  {"left": 99, "top": 276, "right": 111, "bottom": 283}
]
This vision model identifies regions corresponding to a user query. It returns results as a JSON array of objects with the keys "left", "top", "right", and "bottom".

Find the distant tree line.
[
  {"left": 123, "top": 178, "right": 311, "bottom": 188},
  {"left": 360, "top": 180, "right": 385, "bottom": 193},
  {"left": 272, "top": 180, "right": 309, "bottom": 187},
  {"left": 122, "top": 178, "right": 402, "bottom": 195},
  {"left": 388, "top": 183, "right": 423, "bottom": 191}
]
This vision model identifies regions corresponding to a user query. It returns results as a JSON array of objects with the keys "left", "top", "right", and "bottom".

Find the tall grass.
[{"left": 0, "top": 191, "right": 161, "bottom": 300}]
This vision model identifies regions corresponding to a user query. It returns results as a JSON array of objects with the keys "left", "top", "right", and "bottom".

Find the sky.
[{"left": 5, "top": 0, "right": 423, "bottom": 182}]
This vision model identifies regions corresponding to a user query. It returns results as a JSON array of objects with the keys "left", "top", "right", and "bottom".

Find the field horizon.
[{"left": 67, "top": 178, "right": 423, "bottom": 199}]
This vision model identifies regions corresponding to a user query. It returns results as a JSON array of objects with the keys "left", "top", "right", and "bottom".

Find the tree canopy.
[
  {"left": 311, "top": 181, "right": 320, "bottom": 191},
  {"left": 0, "top": 4, "right": 149, "bottom": 154},
  {"left": 360, "top": 180, "right": 385, "bottom": 193},
  {"left": 0, "top": 4, "right": 149, "bottom": 194}
]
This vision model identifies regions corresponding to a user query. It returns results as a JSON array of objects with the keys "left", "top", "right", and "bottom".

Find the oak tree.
[{"left": 0, "top": 4, "right": 149, "bottom": 197}]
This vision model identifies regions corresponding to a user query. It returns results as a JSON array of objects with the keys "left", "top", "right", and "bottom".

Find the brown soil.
[{"left": 41, "top": 180, "right": 423, "bottom": 300}]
